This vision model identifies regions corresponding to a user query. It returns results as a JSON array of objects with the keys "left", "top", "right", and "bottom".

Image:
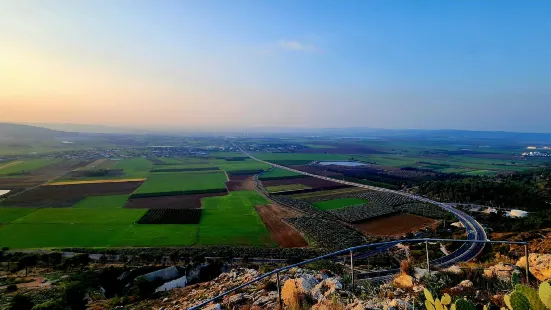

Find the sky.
[{"left": 1, "top": 1, "right": 550, "bottom": 132}]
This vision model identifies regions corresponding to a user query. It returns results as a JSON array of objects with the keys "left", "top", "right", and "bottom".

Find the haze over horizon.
[{"left": 1, "top": 1, "right": 550, "bottom": 132}]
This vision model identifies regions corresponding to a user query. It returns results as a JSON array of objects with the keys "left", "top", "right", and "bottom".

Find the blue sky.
[{"left": 1, "top": 1, "right": 550, "bottom": 132}]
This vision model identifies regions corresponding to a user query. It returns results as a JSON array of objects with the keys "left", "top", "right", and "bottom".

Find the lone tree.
[{"left": 18, "top": 255, "right": 38, "bottom": 277}]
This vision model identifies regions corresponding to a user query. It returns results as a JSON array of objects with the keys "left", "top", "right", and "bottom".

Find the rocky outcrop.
[
  {"left": 311, "top": 278, "right": 343, "bottom": 302},
  {"left": 516, "top": 253, "right": 551, "bottom": 281},
  {"left": 393, "top": 273, "right": 414, "bottom": 289},
  {"left": 281, "top": 274, "right": 319, "bottom": 306},
  {"left": 483, "top": 263, "right": 515, "bottom": 280}
]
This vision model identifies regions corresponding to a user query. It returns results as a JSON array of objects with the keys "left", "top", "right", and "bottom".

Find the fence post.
[
  {"left": 350, "top": 250, "right": 355, "bottom": 291},
  {"left": 276, "top": 271, "right": 282, "bottom": 309},
  {"left": 524, "top": 244, "right": 530, "bottom": 285},
  {"left": 425, "top": 241, "right": 430, "bottom": 274}
]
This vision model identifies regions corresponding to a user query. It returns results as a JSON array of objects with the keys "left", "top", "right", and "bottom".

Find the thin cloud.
[{"left": 278, "top": 40, "right": 319, "bottom": 53}]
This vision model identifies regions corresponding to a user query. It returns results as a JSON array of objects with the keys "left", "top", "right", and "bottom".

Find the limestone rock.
[
  {"left": 516, "top": 253, "right": 551, "bottom": 281},
  {"left": 204, "top": 304, "right": 221, "bottom": 310},
  {"left": 483, "top": 263, "right": 515, "bottom": 280},
  {"left": 311, "top": 278, "right": 343, "bottom": 301},
  {"left": 393, "top": 273, "right": 414, "bottom": 289},
  {"left": 444, "top": 265, "right": 463, "bottom": 275},
  {"left": 253, "top": 292, "right": 278, "bottom": 307},
  {"left": 223, "top": 293, "right": 245, "bottom": 306},
  {"left": 459, "top": 280, "right": 473, "bottom": 288},
  {"left": 281, "top": 274, "right": 319, "bottom": 306}
]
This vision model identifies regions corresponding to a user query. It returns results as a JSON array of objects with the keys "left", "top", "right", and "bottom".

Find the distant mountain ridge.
[
  {"left": 0, "top": 123, "right": 74, "bottom": 139},
  {"left": 3, "top": 122, "right": 551, "bottom": 143}
]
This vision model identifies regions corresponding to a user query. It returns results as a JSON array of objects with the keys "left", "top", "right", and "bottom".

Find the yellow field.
[
  {"left": 0, "top": 161, "right": 23, "bottom": 170},
  {"left": 47, "top": 178, "right": 146, "bottom": 186}
]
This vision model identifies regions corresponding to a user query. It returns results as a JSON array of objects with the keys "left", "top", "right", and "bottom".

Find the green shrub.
[
  {"left": 9, "top": 294, "right": 34, "bottom": 310},
  {"left": 31, "top": 300, "right": 68, "bottom": 310}
]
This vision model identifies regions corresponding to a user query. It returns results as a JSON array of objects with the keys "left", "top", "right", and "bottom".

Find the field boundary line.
[
  {"left": 47, "top": 178, "right": 146, "bottom": 186},
  {"left": 0, "top": 161, "right": 23, "bottom": 170}
]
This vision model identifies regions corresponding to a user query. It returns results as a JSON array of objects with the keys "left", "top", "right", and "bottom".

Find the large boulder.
[
  {"left": 393, "top": 273, "right": 414, "bottom": 289},
  {"left": 516, "top": 253, "right": 551, "bottom": 281},
  {"left": 281, "top": 274, "right": 319, "bottom": 306},
  {"left": 483, "top": 263, "right": 515, "bottom": 280},
  {"left": 311, "top": 278, "right": 343, "bottom": 302}
]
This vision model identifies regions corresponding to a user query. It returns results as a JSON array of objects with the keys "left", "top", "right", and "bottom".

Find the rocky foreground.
[{"left": 89, "top": 253, "right": 551, "bottom": 310}]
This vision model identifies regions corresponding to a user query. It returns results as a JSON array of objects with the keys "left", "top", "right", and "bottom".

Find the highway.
[{"left": 238, "top": 147, "right": 487, "bottom": 273}]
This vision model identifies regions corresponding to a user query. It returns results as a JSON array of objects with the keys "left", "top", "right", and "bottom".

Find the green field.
[
  {"left": 53, "top": 157, "right": 152, "bottom": 183},
  {"left": 72, "top": 195, "right": 130, "bottom": 209},
  {"left": 13, "top": 208, "right": 146, "bottom": 224},
  {"left": 0, "top": 200, "right": 200, "bottom": 248},
  {"left": 133, "top": 171, "right": 228, "bottom": 196},
  {"left": 0, "top": 208, "right": 37, "bottom": 223},
  {"left": 155, "top": 157, "right": 184, "bottom": 165},
  {"left": 259, "top": 168, "right": 302, "bottom": 180},
  {"left": 266, "top": 184, "right": 311, "bottom": 193},
  {"left": 253, "top": 152, "right": 349, "bottom": 162},
  {"left": 114, "top": 158, "right": 152, "bottom": 178},
  {"left": 0, "top": 223, "right": 198, "bottom": 248},
  {"left": 313, "top": 198, "right": 368, "bottom": 210},
  {"left": 217, "top": 159, "right": 271, "bottom": 172},
  {"left": 198, "top": 191, "right": 274, "bottom": 246},
  {"left": 108, "top": 224, "right": 198, "bottom": 247},
  {"left": 0, "top": 159, "right": 58, "bottom": 175}
]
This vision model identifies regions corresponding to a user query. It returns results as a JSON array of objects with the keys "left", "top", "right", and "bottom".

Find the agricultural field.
[
  {"left": 113, "top": 158, "right": 152, "bottom": 178},
  {"left": 0, "top": 159, "right": 59, "bottom": 176},
  {"left": 198, "top": 191, "right": 275, "bottom": 246},
  {"left": 53, "top": 157, "right": 152, "bottom": 182},
  {"left": 0, "top": 208, "right": 37, "bottom": 223},
  {"left": 353, "top": 213, "right": 438, "bottom": 236},
  {"left": 254, "top": 204, "right": 308, "bottom": 248},
  {"left": 217, "top": 160, "right": 271, "bottom": 173},
  {"left": 261, "top": 176, "right": 348, "bottom": 192},
  {"left": 132, "top": 171, "right": 227, "bottom": 197},
  {"left": 72, "top": 195, "right": 130, "bottom": 209},
  {"left": 312, "top": 197, "right": 368, "bottom": 211},
  {"left": 259, "top": 168, "right": 302, "bottom": 180},
  {"left": 266, "top": 184, "right": 311, "bottom": 194},
  {"left": 225, "top": 174, "right": 255, "bottom": 191},
  {"left": 124, "top": 192, "right": 226, "bottom": 209},
  {"left": 137, "top": 209, "right": 202, "bottom": 224},
  {"left": 0, "top": 194, "right": 201, "bottom": 248},
  {"left": 290, "top": 187, "right": 368, "bottom": 200},
  {"left": 0, "top": 130, "right": 549, "bottom": 251},
  {"left": 253, "top": 152, "right": 350, "bottom": 162},
  {"left": 13, "top": 208, "right": 146, "bottom": 224},
  {"left": 0, "top": 181, "right": 143, "bottom": 207}
]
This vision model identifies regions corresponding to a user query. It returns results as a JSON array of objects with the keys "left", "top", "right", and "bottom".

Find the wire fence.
[{"left": 187, "top": 238, "right": 529, "bottom": 310}]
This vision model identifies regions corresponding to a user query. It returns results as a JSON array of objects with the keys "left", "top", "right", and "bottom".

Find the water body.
[
  {"left": 0, "top": 190, "right": 10, "bottom": 197},
  {"left": 317, "top": 161, "right": 366, "bottom": 167}
]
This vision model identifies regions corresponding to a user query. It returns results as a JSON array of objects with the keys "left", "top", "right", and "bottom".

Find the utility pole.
[
  {"left": 425, "top": 241, "right": 430, "bottom": 274},
  {"left": 350, "top": 250, "right": 355, "bottom": 291}
]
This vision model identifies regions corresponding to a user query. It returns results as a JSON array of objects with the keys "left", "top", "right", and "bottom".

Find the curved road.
[{"left": 239, "top": 148, "right": 487, "bottom": 273}]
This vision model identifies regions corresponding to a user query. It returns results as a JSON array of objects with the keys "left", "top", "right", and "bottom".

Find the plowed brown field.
[
  {"left": 261, "top": 176, "right": 347, "bottom": 190},
  {"left": 225, "top": 174, "right": 255, "bottom": 191},
  {"left": 353, "top": 213, "right": 438, "bottom": 236},
  {"left": 255, "top": 204, "right": 308, "bottom": 248}
]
